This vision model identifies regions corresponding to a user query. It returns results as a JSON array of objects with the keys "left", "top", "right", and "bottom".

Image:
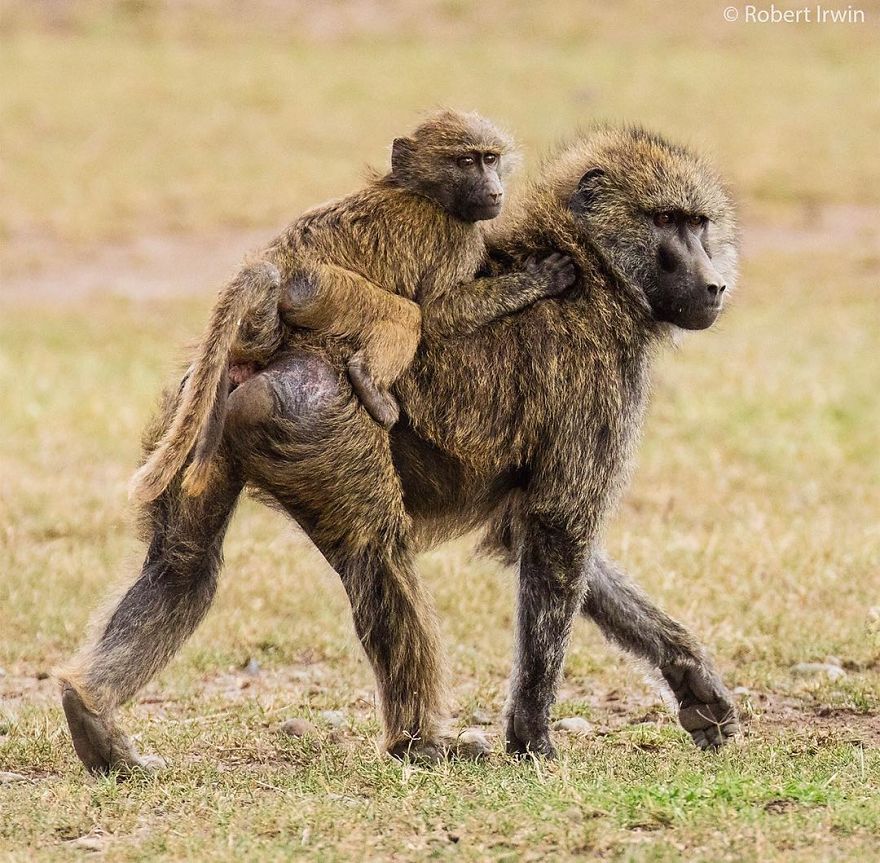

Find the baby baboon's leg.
[
  {"left": 279, "top": 264, "right": 421, "bottom": 428},
  {"left": 348, "top": 301, "right": 421, "bottom": 429},
  {"left": 505, "top": 518, "right": 589, "bottom": 758},
  {"left": 582, "top": 555, "right": 739, "bottom": 749},
  {"left": 232, "top": 354, "right": 485, "bottom": 761},
  {"left": 59, "top": 461, "right": 243, "bottom": 774}
]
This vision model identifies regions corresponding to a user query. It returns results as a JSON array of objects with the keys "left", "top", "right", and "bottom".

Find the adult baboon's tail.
[{"left": 128, "top": 261, "right": 281, "bottom": 503}]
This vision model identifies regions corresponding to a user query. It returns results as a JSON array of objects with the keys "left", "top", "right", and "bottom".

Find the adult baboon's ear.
[
  {"left": 391, "top": 137, "right": 416, "bottom": 175},
  {"left": 569, "top": 168, "right": 605, "bottom": 215}
]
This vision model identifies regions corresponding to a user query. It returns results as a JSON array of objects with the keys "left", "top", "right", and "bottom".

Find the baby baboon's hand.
[{"left": 526, "top": 252, "right": 578, "bottom": 296}]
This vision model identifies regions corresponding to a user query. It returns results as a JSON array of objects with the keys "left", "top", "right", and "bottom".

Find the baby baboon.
[
  {"left": 129, "top": 110, "right": 575, "bottom": 504},
  {"left": 59, "top": 125, "right": 739, "bottom": 775}
]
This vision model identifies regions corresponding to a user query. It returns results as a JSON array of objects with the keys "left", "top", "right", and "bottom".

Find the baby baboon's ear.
[
  {"left": 569, "top": 168, "right": 606, "bottom": 216},
  {"left": 391, "top": 137, "right": 416, "bottom": 176}
]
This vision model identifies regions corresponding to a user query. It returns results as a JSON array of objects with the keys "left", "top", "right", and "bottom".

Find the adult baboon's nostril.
[{"left": 707, "top": 283, "right": 726, "bottom": 299}]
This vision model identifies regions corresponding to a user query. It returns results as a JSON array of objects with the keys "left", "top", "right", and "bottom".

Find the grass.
[{"left": 1, "top": 2, "right": 879, "bottom": 861}]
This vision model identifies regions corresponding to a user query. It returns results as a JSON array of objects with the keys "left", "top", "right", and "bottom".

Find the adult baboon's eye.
[
  {"left": 653, "top": 212, "right": 674, "bottom": 227},
  {"left": 483, "top": 153, "right": 497, "bottom": 165},
  {"left": 457, "top": 155, "right": 476, "bottom": 168}
]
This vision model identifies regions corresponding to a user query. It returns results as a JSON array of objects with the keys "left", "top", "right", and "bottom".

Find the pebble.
[
  {"left": 791, "top": 662, "right": 846, "bottom": 681},
  {"left": 69, "top": 835, "right": 106, "bottom": 852},
  {"left": 280, "top": 718, "right": 315, "bottom": 737},
  {"left": 552, "top": 717, "right": 593, "bottom": 735},
  {"left": 242, "top": 658, "right": 261, "bottom": 676},
  {"left": 0, "top": 771, "right": 27, "bottom": 783},
  {"left": 469, "top": 708, "right": 492, "bottom": 725},
  {"left": 320, "top": 710, "right": 346, "bottom": 728}
]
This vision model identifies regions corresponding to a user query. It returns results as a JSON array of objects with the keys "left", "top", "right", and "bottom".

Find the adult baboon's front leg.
[
  {"left": 582, "top": 555, "right": 739, "bottom": 749},
  {"left": 58, "top": 460, "right": 243, "bottom": 774},
  {"left": 505, "top": 518, "right": 589, "bottom": 758}
]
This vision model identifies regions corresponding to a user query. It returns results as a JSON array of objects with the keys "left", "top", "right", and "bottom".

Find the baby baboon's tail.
[{"left": 128, "top": 262, "right": 281, "bottom": 503}]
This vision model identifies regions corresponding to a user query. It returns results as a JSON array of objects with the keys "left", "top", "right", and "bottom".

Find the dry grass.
[{"left": 1, "top": 2, "right": 879, "bottom": 860}]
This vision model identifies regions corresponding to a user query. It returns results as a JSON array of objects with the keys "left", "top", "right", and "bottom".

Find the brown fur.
[
  {"left": 129, "top": 110, "right": 538, "bottom": 504},
  {"left": 59, "top": 125, "right": 740, "bottom": 775}
]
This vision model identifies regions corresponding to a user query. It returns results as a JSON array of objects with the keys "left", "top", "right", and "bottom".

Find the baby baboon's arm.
[{"left": 421, "top": 253, "right": 577, "bottom": 339}]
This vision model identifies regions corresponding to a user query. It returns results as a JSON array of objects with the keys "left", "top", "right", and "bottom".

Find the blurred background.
[{"left": 1, "top": 2, "right": 878, "bottom": 859}]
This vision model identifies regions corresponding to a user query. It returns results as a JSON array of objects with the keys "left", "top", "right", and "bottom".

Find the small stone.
[
  {"left": 242, "top": 658, "right": 261, "bottom": 676},
  {"left": 791, "top": 662, "right": 846, "bottom": 681},
  {"left": 0, "top": 771, "right": 27, "bottom": 783},
  {"left": 35, "top": 671, "right": 50, "bottom": 681},
  {"left": 553, "top": 717, "right": 593, "bottom": 735},
  {"left": 0, "top": 666, "right": 6, "bottom": 676},
  {"left": 320, "top": 710, "right": 346, "bottom": 728},
  {"left": 469, "top": 708, "right": 492, "bottom": 725},
  {"left": 280, "top": 718, "right": 315, "bottom": 737},
  {"left": 69, "top": 834, "right": 106, "bottom": 852},
  {"left": 733, "top": 686, "right": 751, "bottom": 696}
]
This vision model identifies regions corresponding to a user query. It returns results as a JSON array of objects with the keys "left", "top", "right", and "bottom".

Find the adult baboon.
[
  {"left": 60, "top": 125, "right": 740, "bottom": 774},
  {"left": 129, "top": 110, "right": 575, "bottom": 504}
]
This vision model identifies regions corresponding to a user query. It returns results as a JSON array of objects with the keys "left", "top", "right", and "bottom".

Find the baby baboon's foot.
[
  {"left": 661, "top": 662, "right": 740, "bottom": 750},
  {"left": 347, "top": 356, "right": 399, "bottom": 429},
  {"left": 61, "top": 686, "right": 165, "bottom": 776},
  {"left": 504, "top": 710, "right": 557, "bottom": 760},
  {"left": 278, "top": 272, "right": 319, "bottom": 319},
  {"left": 388, "top": 729, "right": 491, "bottom": 765}
]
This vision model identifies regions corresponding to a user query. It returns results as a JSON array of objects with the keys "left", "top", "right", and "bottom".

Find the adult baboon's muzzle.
[{"left": 656, "top": 233, "right": 726, "bottom": 330}]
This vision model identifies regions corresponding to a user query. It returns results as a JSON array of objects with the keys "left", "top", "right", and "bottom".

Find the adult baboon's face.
[
  {"left": 566, "top": 133, "right": 737, "bottom": 331},
  {"left": 643, "top": 209, "right": 727, "bottom": 330}
]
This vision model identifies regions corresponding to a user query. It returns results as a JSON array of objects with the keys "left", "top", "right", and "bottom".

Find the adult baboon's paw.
[
  {"left": 662, "top": 663, "right": 740, "bottom": 750},
  {"left": 61, "top": 687, "right": 164, "bottom": 776},
  {"left": 504, "top": 712, "right": 557, "bottom": 760}
]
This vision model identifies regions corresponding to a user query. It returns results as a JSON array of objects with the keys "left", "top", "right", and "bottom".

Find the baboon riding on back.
[{"left": 60, "top": 123, "right": 740, "bottom": 774}]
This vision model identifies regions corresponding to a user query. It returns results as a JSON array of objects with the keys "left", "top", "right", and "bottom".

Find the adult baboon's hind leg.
[
  {"left": 58, "top": 458, "right": 243, "bottom": 775},
  {"left": 231, "top": 354, "right": 489, "bottom": 763},
  {"left": 582, "top": 555, "right": 739, "bottom": 749}
]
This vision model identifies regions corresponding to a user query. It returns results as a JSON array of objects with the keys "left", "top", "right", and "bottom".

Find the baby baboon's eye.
[
  {"left": 457, "top": 155, "right": 476, "bottom": 168},
  {"left": 653, "top": 212, "right": 674, "bottom": 227},
  {"left": 687, "top": 214, "right": 706, "bottom": 228}
]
